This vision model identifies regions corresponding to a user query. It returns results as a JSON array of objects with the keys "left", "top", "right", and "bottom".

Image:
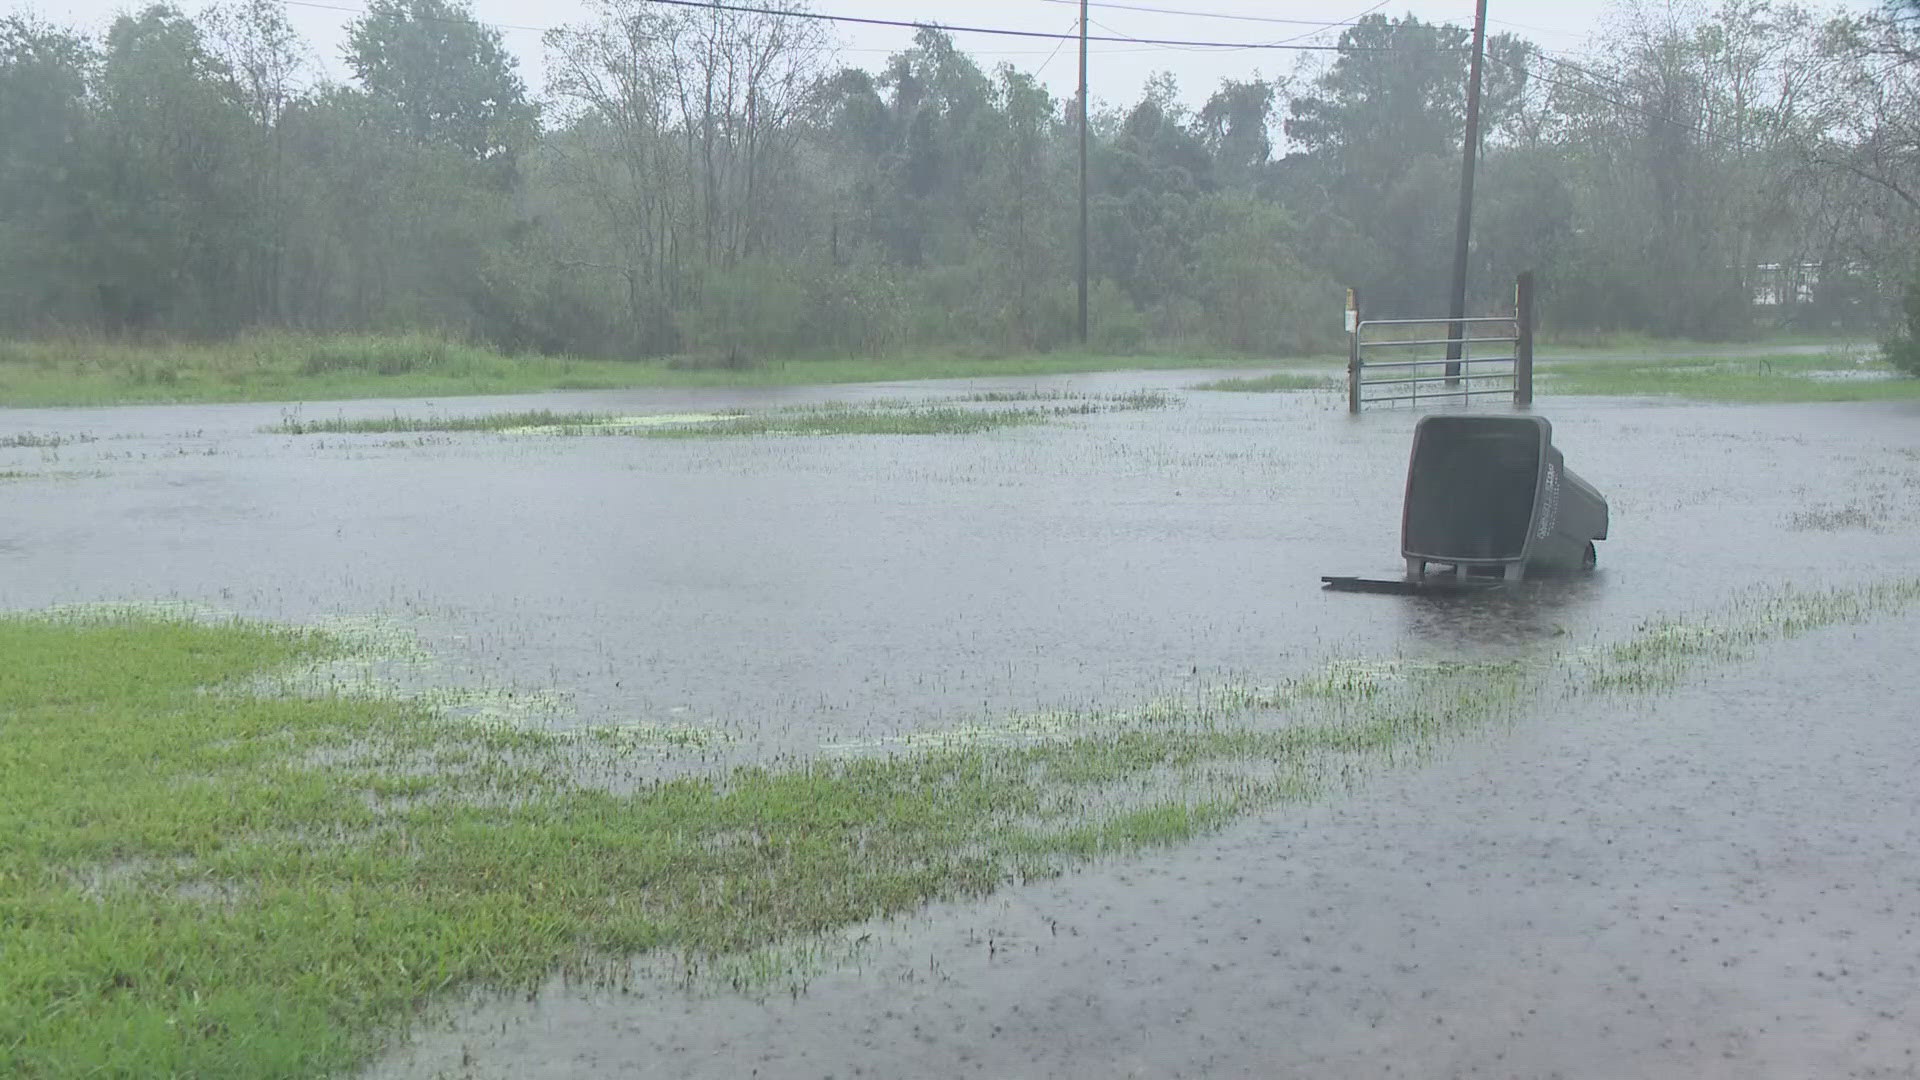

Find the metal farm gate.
[{"left": 1346, "top": 272, "right": 1536, "bottom": 414}]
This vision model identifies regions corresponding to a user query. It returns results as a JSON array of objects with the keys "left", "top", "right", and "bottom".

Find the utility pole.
[
  {"left": 1445, "top": 0, "right": 1488, "bottom": 382},
  {"left": 1077, "top": 0, "right": 1089, "bottom": 345}
]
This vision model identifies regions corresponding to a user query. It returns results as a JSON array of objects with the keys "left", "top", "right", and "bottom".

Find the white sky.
[{"left": 16, "top": 0, "right": 1884, "bottom": 110}]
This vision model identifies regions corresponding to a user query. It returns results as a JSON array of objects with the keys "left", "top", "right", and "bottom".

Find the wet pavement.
[{"left": 6, "top": 371, "right": 1920, "bottom": 1075}]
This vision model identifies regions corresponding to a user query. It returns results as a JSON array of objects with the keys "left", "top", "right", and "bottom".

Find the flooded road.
[{"left": 7, "top": 373, "right": 1920, "bottom": 1076}]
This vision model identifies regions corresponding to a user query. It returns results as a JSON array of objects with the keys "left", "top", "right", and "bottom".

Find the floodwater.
[
  {"left": 374, "top": 610, "right": 1920, "bottom": 1079},
  {"left": 5, "top": 375, "right": 1916, "bottom": 754},
  {"left": 6, "top": 372, "right": 1920, "bottom": 1075}
]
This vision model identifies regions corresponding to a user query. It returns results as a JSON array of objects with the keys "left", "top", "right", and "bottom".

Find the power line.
[
  {"left": 1087, "top": 15, "right": 1215, "bottom": 53},
  {"left": 619, "top": 0, "right": 1455, "bottom": 52},
  {"left": 278, "top": 0, "right": 1384, "bottom": 60},
  {"left": 1034, "top": 0, "right": 1375, "bottom": 29},
  {"left": 285, "top": 0, "right": 1773, "bottom": 141},
  {"left": 1085, "top": 0, "right": 1389, "bottom": 53},
  {"left": 1264, "top": 0, "right": 1391, "bottom": 47},
  {"left": 288, "top": 0, "right": 1460, "bottom": 52},
  {"left": 1033, "top": 16, "right": 1081, "bottom": 76},
  {"left": 1485, "top": 49, "right": 1739, "bottom": 150}
]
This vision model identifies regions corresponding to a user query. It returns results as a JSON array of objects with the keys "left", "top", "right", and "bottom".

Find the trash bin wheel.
[{"left": 1581, "top": 540, "right": 1597, "bottom": 570}]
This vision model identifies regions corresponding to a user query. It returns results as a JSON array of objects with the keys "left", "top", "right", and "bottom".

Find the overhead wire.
[
  {"left": 1032, "top": 0, "right": 1376, "bottom": 28},
  {"left": 283, "top": 0, "right": 1817, "bottom": 149},
  {"left": 1483, "top": 48, "right": 1741, "bottom": 150},
  {"left": 1082, "top": 0, "right": 1389, "bottom": 53},
  {"left": 628, "top": 0, "right": 1456, "bottom": 51},
  {"left": 1261, "top": 0, "right": 1391, "bottom": 47},
  {"left": 1032, "top": 16, "right": 1082, "bottom": 76},
  {"left": 287, "top": 0, "right": 1462, "bottom": 51}
]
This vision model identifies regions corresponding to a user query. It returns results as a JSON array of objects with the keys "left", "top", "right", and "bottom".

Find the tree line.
[{"left": 1, "top": 0, "right": 1915, "bottom": 363}]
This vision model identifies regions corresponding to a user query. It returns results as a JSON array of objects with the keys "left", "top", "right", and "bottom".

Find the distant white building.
[{"left": 1750, "top": 262, "right": 1823, "bottom": 307}]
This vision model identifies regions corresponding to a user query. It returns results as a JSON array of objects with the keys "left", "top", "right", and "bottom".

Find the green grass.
[
  {"left": 1190, "top": 372, "right": 1339, "bottom": 393},
  {"left": 0, "top": 333, "right": 1282, "bottom": 408},
  {"left": 6, "top": 579, "right": 1918, "bottom": 1075},
  {"left": 1541, "top": 347, "right": 1920, "bottom": 403},
  {"left": 5, "top": 331, "right": 1896, "bottom": 408},
  {"left": 268, "top": 409, "right": 617, "bottom": 435},
  {"left": 265, "top": 393, "right": 1172, "bottom": 438}
]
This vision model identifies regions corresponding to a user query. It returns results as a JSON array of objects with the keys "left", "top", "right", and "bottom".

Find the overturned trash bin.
[
  {"left": 1403, "top": 414, "right": 1607, "bottom": 582},
  {"left": 1324, "top": 415, "right": 1608, "bottom": 593}
]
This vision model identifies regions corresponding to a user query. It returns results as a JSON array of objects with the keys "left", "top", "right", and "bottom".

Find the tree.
[
  {"left": 542, "top": 0, "right": 828, "bottom": 356},
  {"left": 1196, "top": 77, "right": 1278, "bottom": 182},
  {"left": 346, "top": 0, "right": 535, "bottom": 177},
  {"left": 0, "top": 16, "right": 97, "bottom": 328},
  {"left": 89, "top": 5, "right": 254, "bottom": 331},
  {"left": 1282, "top": 15, "right": 1530, "bottom": 313},
  {"left": 1885, "top": 262, "right": 1920, "bottom": 374},
  {"left": 201, "top": 0, "right": 307, "bottom": 321}
]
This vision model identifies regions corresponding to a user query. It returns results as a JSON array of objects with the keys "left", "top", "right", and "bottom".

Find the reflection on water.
[{"left": 1399, "top": 571, "right": 1606, "bottom": 652}]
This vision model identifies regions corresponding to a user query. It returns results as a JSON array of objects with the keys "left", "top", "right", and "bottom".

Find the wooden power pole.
[
  {"left": 1446, "top": 0, "right": 1489, "bottom": 381},
  {"left": 1077, "top": 0, "right": 1089, "bottom": 345}
]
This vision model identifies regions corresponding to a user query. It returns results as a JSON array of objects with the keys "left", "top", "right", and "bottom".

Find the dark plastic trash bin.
[{"left": 1401, "top": 415, "right": 1608, "bottom": 583}]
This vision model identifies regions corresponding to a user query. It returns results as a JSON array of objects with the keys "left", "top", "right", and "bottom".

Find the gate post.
[
  {"left": 1514, "top": 271, "right": 1534, "bottom": 408},
  {"left": 1346, "top": 288, "right": 1362, "bottom": 414}
]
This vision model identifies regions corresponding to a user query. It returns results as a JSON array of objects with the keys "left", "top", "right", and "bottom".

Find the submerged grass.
[
  {"left": 0, "top": 431, "right": 95, "bottom": 449},
  {"left": 266, "top": 393, "right": 1171, "bottom": 439},
  {"left": 5, "top": 578, "right": 1917, "bottom": 1075},
  {"left": 269, "top": 409, "right": 616, "bottom": 435},
  {"left": 0, "top": 469, "right": 108, "bottom": 483},
  {"left": 1189, "top": 372, "right": 1339, "bottom": 393}
]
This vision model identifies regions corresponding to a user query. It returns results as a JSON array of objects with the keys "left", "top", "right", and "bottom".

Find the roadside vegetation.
[
  {"left": 265, "top": 394, "right": 1170, "bottom": 438},
  {"left": 0, "top": 334, "right": 1278, "bottom": 408},
  {"left": 1191, "top": 372, "right": 1339, "bottom": 393},
  {"left": 8, "top": 331, "right": 1908, "bottom": 410},
  {"left": 1884, "top": 269, "right": 1920, "bottom": 377},
  {"left": 2, "top": 3, "right": 1912, "bottom": 381},
  {"left": 6, "top": 580, "right": 1918, "bottom": 1076},
  {"left": 1538, "top": 346, "right": 1920, "bottom": 403}
]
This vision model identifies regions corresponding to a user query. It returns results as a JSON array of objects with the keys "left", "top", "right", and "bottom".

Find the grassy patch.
[
  {"left": 267, "top": 393, "right": 1171, "bottom": 439},
  {"left": 0, "top": 612, "right": 1325, "bottom": 1076},
  {"left": 1190, "top": 372, "right": 1338, "bottom": 393},
  {"left": 267, "top": 409, "right": 619, "bottom": 435},
  {"left": 3, "top": 331, "right": 1883, "bottom": 408},
  {"left": 0, "top": 469, "right": 107, "bottom": 483},
  {"left": 0, "top": 431, "right": 95, "bottom": 449},
  {"left": 1541, "top": 347, "right": 1920, "bottom": 403},
  {"left": 1579, "top": 581, "right": 1920, "bottom": 692},
  {"left": 5, "top": 579, "right": 1917, "bottom": 1075},
  {"left": 1787, "top": 500, "right": 1894, "bottom": 532},
  {"left": 0, "top": 333, "right": 1282, "bottom": 408}
]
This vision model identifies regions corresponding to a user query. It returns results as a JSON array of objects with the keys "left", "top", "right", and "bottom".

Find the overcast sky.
[{"left": 17, "top": 0, "right": 1884, "bottom": 109}]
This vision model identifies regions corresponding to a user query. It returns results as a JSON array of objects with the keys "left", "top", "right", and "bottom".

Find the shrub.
[
  {"left": 1883, "top": 271, "right": 1920, "bottom": 377},
  {"left": 676, "top": 262, "right": 812, "bottom": 367}
]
